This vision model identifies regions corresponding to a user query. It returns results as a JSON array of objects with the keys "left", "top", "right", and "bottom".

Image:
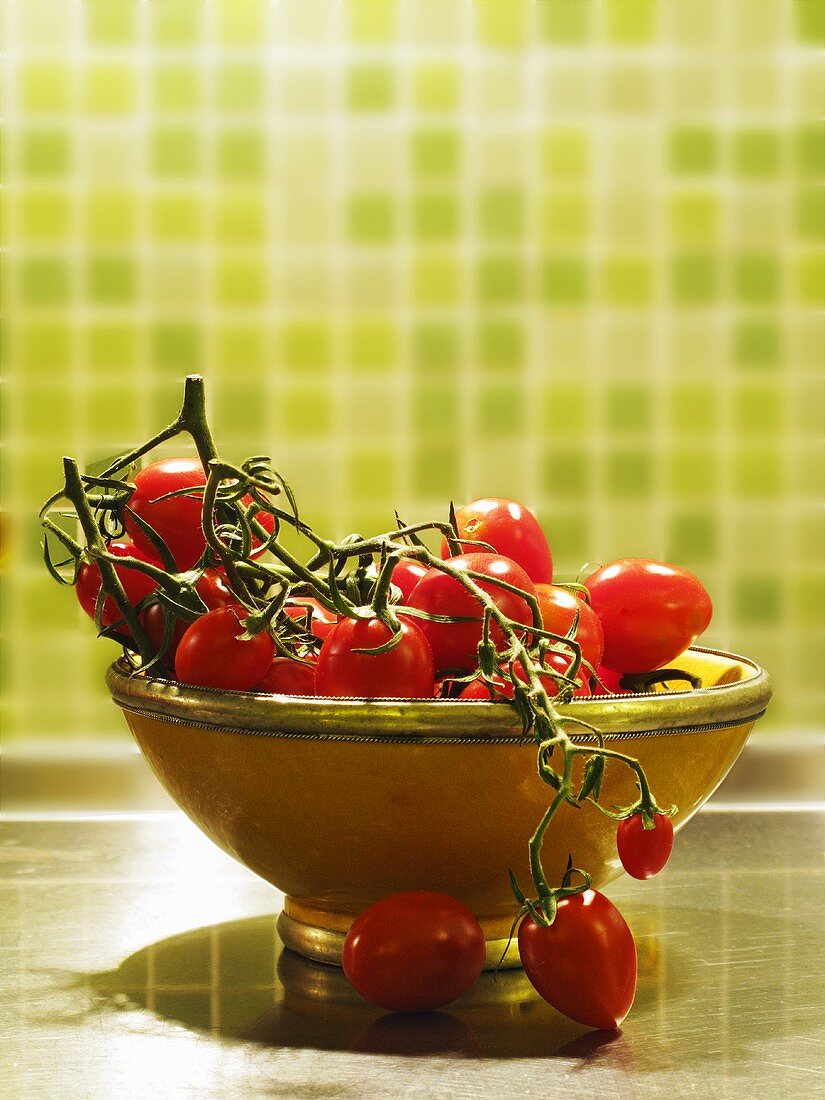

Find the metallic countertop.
[{"left": 2, "top": 809, "right": 823, "bottom": 1099}]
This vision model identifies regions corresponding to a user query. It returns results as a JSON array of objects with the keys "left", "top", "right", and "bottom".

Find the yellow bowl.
[{"left": 107, "top": 646, "right": 771, "bottom": 968}]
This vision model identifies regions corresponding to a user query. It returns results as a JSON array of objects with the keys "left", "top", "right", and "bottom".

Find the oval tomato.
[
  {"left": 255, "top": 657, "right": 316, "bottom": 695},
  {"left": 407, "top": 554, "right": 536, "bottom": 674},
  {"left": 534, "top": 584, "right": 604, "bottom": 671},
  {"left": 519, "top": 890, "right": 637, "bottom": 1030},
  {"left": 125, "top": 458, "right": 276, "bottom": 570},
  {"left": 174, "top": 604, "right": 275, "bottom": 690},
  {"left": 315, "top": 616, "right": 434, "bottom": 699},
  {"left": 441, "top": 498, "right": 552, "bottom": 584},
  {"left": 617, "top": 813, "right": 674, "bottom": 880},
  {"left": 342, "top": 891, "right": 486, "bottom": 1013},
  {"left": 585, "top": 559, "right": 712, "bottom": 674},
  {"left": 76, "top": 541, "right": 159, "bottom": 629}
]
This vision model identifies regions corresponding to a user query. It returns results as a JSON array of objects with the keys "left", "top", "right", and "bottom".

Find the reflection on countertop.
[{"left": 2, "top": 810, "right": 824, "bottom": 1097}]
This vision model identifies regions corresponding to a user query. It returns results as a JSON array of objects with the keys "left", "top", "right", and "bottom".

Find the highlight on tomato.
[
  {"left": 407, "top": 553, "right": 536, "bottom": 673},
  {"left": 585, "top": 558, "right": 712, "bottom": 674},
  {"left": 518, "top": 890, "right": 637, "bottom": 1031},
  {"left": 617, "top": 812, "right": 675, "bottom": 880},
  {"left": 342, "top": 891, "right": 486, "bottom": 1013},
  {"left": 441, "top": 497, "right": 553, "bottom": 585}
]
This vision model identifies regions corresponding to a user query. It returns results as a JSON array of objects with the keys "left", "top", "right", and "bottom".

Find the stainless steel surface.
[
  {"left": 2, "top": 810, "right": 823, "bottom": 1099},
  {"left": 105, "top": 645, "right": 772, "bottom": 740}
]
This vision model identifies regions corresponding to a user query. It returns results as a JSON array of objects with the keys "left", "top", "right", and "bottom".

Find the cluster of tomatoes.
[
  {"left": 77, "top": 462, "right": 713, "bottom": 710},
  {"left": 74, "top": 457, "right": 714, "bottom": 1031}
]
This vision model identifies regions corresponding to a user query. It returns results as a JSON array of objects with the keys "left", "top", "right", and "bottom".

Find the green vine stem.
[{"left": 40, "top": 375, "right": 675, "bottom": 923}]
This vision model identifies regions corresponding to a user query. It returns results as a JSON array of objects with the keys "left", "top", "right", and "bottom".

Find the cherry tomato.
[
  {"left": 283, "top": 597, "right": 338, "bottom": 641},
  {"left": 342, "top": 891, "right": 486, "bottom": 1013},
  {"left": 592, "top": 666, "right": 629, "bottom": 695},
  {"left": 125, "top": 457, "right": 276, "bottom": 570},
  {"left": 174, "top": 604, "right": 275, "bottom": 690},
  {"left": 75, "top": 541, "right": 159, "bottom": 629},
  {"left": 315, "top": 616, "right": 434, "bottom": 699},
  {"left": 458, "top": 675, "right": 512, "bottom": 700},
  {"left": 195, "top": 568, "right": 234, "bottom": 609},
  {"left": 366, "top": 558, "right": 430, "bottom": 602},
  {"left": 142, "top": 568, "right": 234, "bottom": 659},
  {"left": 512, "top": 652, "right": 590, "bottom": 698},
  {"left": 457, "top": 654, "right": 588, "bottom": 701},
  {"left": 441, "top": 498, "right": 553, "bottom": 584},
  {"left": 617, "top": 813, "right": 674, "bottom": 880},
  {"left": 518, "top": 890, "right": 637, "bottom": 1031},
  {"left": 534, "top": 584, "right": 604, "bottom": 671},
  {"left": 407, "top": 554, "right": 536, "bottom": 673},
  {"left": 585, "top": 559, "right": 712, "bottom": 674},
  {"left": 256, "top": 657, "right": 316, "bottom": 695}
]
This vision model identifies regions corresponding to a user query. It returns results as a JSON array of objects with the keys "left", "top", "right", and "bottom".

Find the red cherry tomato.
[
  {"left": 315, "top": 616, "right": 434, "bottom": 699},
  {"left": 407, "top": 554, "right": 536, "bottom": 673},
  {"left": 592, "top": 666, "right": 629, "bottom": 695},
  {"left": 142, "top": 603, "right": 187, "bottom": 660},
  {"left": 174, "top": 604, "right": 275, "bottom": 690},
  {"left": 366, "top": 558, "right": 431, "bottom": 602},
  {"left": 255, "top": 657, "right": 316, "bottom": 695},
  {"left": 585, "top": 559, "right": 712, "bottom": 674},
  {"left": 194, "top": 568, "right": 234, "bottom": 610},
  {"left": 458, "top": 675, "right": 512, "bottom": 700},
  {"left": 518, "top": 890, "right": 637, "bottom": 1031},
  {"left": 457, "top": 654, "right": 588, "bottom": 701},
  {"left": 617, "top": 813, "right": 674, "bottom": 880},
  {"left": 390, "top": 559, "right": 431, "bottom": 601},
  {"left": 534, "top": 584, "right": 604, "bottom": 671},
  {"left": 75, "top": 541, "right": 159, "bottom": 629},
  {"left": 283, "top": 597, "right": 338, "bottom": 641},
  {"left": 512, "top": 652, "right": 590, "bottom": 698},
  {"left": 342, "top": 891, "right": 486, "bottom": 1013},
  {"left": 125, "top": 457, "right": 276, "bottom": 570},
  {"left": 441, "top": 498, "right": 553, "bottom": 584},
  {"left": 142, "top": 568, "right": 234, "bottom": 659}
]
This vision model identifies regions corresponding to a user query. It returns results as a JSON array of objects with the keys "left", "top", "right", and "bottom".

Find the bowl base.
[{"left": 276, "top": 911, "right": 523, "bottom": 971}]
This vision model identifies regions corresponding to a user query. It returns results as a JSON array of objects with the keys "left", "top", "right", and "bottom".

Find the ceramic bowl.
[{"left": 107, "top": 646, "right": 771, "bottom": 968}]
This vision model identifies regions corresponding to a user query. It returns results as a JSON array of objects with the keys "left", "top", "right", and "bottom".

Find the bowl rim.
[{"left": 107, "top": 645, "right": 772, "bottom": 744}]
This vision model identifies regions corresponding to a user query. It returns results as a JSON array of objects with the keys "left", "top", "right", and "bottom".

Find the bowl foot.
[{"left": 277, "top": 910, "right": 522, "bottom": 971}]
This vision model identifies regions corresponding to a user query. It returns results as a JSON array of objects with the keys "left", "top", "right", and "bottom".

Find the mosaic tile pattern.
[{"left": 2, "top": 0, "right": 822, "bottom": 740}]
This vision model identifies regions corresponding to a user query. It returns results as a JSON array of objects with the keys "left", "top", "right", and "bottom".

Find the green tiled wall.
[{"left": 2, "top": 0, "right": 822, "bottom": 741}]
